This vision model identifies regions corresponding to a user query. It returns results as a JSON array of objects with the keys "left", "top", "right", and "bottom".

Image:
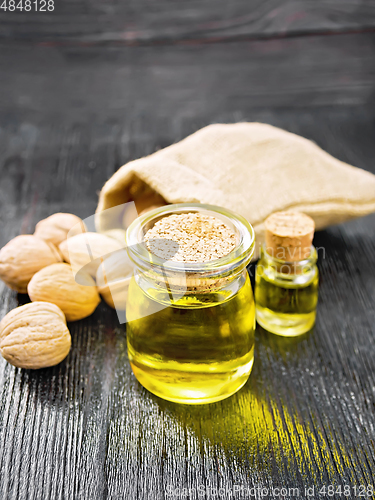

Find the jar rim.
[{"left": 125, "top": 203, "right": 255, "bottom": 276}]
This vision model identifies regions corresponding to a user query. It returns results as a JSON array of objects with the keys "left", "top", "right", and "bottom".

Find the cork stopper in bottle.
[{"left": 264, "top": 211, "right": 315, "bottom": 262}]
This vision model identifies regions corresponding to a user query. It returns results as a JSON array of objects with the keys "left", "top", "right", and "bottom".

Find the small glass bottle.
[
  {"left": 255, "top": 211, "right": 319, "bottom": 336},
  {"left": 125, "top": 203, "right": 256, "bottom": 404}
]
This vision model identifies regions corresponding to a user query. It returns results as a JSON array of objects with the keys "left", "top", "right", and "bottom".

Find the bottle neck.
[{"left": 260, "top": 244, "right": 317, "bottom": 284}]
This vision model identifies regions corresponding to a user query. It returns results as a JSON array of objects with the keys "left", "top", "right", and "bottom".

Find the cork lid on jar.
[
  {"left": 264, "top": 211, "right": 315, "bottom": 262},
  {"left": 143, "top": 211, "right": 238, "bottom": 292},
  {"left": 144, "top": 212, "right": 237, "bottom": 263}
]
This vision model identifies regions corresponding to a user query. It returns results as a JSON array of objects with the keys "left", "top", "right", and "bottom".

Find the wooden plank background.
[
  {"left": 0, "top": 1, "right": 375, "bottom": 499},
  {"left": 1, "top": 0, "right": 375, "bottom": 43}
]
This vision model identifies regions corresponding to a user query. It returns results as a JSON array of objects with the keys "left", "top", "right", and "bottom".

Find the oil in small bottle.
[
  {"left": 255, "top": 211, "right": 319, "bottom": 336},
  {"left": 255, "top": 253, "right": 318, "bottom": 336}
]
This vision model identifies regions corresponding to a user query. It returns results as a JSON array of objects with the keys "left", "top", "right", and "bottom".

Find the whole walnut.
[
  {"left": 34, "top": 213, "right": 85, "bottom": 247},
  {"left": 0, "top": 302, "right": 71, "bottom": 369},
  {"left": 96, "top": 250, "right": 133, "bottom": 310},
  {"left": 0, "top": 235, "right": 62, "bottom": 293},
  {"left": 59, "top": 232, "right": 122, "bottom": 277},
  {"left": 28, "top": 263, "right": 101, "bottom": 321}
]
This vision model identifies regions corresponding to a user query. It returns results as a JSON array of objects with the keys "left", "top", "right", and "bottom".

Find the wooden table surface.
[{"left": 1, "top": 2, "right": 375, "bottom": 499}]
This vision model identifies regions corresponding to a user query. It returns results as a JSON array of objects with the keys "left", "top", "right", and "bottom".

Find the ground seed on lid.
[{"left": 144, "top": 213, "right": 237, "bottom": 262}]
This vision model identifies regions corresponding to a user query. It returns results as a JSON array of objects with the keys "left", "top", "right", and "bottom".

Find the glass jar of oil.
[
  {"left": 125, "top": 203, "right": 256, "bottom": 405},
  {"left": 255, "top": 244, "right": 319, "bottom": 336}
]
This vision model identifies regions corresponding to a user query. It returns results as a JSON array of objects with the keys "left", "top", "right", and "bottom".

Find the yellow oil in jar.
[{"left": 126, "top": 272, "right": 255, "bottom": 404}]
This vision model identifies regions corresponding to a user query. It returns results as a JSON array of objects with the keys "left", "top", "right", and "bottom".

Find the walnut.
[
  {"left": 96, "top": 250, "right": 133, "bottom": 310},
  {"left": 59, "top": 232, "right": 122, "bottom": 277},
  {"left": 34, "top": 212, "right": 85, "bottom": 247},
  {"left": 28, "top": 263, "right": 101, "bottom": 321},
  {"left": 0, "top": 235, "right": 62, "bottom": 293},
  {"left": 0, "top": 302, "right": 71, "bottom": 369}
]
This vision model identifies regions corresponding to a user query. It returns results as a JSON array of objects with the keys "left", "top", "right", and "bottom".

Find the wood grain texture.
[
  {"left": 1, "top": 32, "right": 375, "bottom": 125},
  {"left": 0, "top": 13, "right": 375, "bottom": 498},
  {"left": 0, "top": 103, "right": 374, "bottom": 499},
  {"left": 1, "top": 0, "right": 375, "bottom": 44}
]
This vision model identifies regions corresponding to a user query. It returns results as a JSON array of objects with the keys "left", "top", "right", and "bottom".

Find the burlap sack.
[{"left": 96, "top": 123, "right": 375, "bottom": 259}]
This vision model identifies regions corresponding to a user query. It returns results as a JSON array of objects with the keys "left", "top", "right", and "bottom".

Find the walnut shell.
[
  {"left": 0, "top": 301, "right": 71, "bottom": 369},
  {"left": 28, "top": 263, "right": 101, "bottom": 322},
  {"left": 34, "top": 213, "right": 86, "bottom": 247},
  {"left": 96, "top": 250, "right": 133, "bottom": 310},
  {"left": 59, "top": 232, "right": 122, "bottom": 278},
  {"left": 0, "top": 235, "right": 62, "bottom": 293}
]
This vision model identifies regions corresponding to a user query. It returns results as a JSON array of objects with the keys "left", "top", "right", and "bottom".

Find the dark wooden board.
[
  {"left": 0, "top": 15, "right": 375, "bottom": 500},
  {"left": 1, "top": 102, "right": 375, "bottom": 499},
  {"left": 1, "top": 32, "right": 375, "bottom": 125},
  {"left": 1, "top": 0, "right": 375, "bottom": 44}
]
